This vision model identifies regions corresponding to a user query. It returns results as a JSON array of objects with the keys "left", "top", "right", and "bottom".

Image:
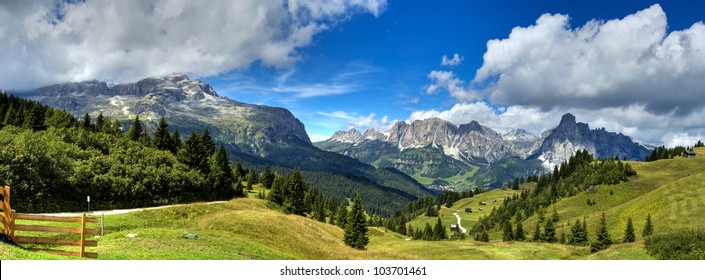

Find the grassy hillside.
[{"left": 2, "top": 148, "right": 702, "bottom": 260}]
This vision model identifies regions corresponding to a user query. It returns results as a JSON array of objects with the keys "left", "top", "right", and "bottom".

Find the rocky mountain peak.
[
  {"left": 330, "top": 128, "right": 364, "bottom": 143},
  {"left": 363, "top": 127, "right": 386, "bottom": 141},
  {"left": 558, "top": 113, "right": 577, "bottom": 128}
]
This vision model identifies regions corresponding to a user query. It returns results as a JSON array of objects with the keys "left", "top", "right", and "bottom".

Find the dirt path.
[
  {"left": 453, "top": 212, "right": 467, "bottom": 233},
  {"left": 38, "top": 201, "right": 227, "bottom": 217}
]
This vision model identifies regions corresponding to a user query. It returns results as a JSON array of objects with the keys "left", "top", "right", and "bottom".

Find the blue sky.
[
  {"left": 2, "top": 0, "right": 705, "bottom": 146},
  {"left": 204, "top": 0, "right": 705, "bottom": 143}
]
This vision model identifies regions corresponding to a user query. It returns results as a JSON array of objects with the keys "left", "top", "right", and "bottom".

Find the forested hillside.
[{"left": 0, "top": 92, "right": 237, "bottom": 212}]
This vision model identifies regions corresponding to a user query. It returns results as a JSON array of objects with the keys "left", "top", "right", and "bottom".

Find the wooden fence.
[{"left": 1, "top": 186, "right": 98, "bottom": 258}]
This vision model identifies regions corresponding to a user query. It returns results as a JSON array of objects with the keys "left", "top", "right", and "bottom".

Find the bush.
[{"left": 644, "top": 230, "right": 705, "bottom": 260}]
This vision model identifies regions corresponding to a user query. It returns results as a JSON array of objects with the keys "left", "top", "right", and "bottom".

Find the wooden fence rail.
[{"left": 1, "top": 186, "right": 98, "bottom": 258}]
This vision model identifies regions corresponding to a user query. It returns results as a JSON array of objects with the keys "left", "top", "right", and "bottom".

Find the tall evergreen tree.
[
  {"left": 643, "top": 213, "right": 654, "bottom": 237},
  {"left": 153, "top": 117, "right": 171, "bottom": 151},
  {"left": 170, "top": 128, "right": 182, "bottom": 154},
  {"left": 433, "top": 217, "right": 446, "bottom": 240},
  {"left": 336, "top": 200, "right": 348, "bottom": 229},
  {"left": 503, "top": 222, "right": 514, "bottom": 241},
  {"left": 623, "top": 217, "right": 636, "bottom": 243},
  {"left": 543, "top": 219, "right": 557, "bottom": 243},
  {"left": 177, "top": 131, "right": 202, "bottom": 170},
  {"left": 344, "top": 193, "right": 369, "bottom": 249},
  {"left": 246, "top": 168, "right": 256, "bottom": 191},
  {"left": 285, "top": 169, "right": 307, "bottom": 215},
  {"left": 125, "top": 115, "right": 143, "bottom": 142},
  {"left": 95, "top": 112, "right": 105, "bottom": 132},
  {"left": 199, "top": 128, "right": 215, "bottom": 156},
  {"left": 81, "top": 113, "right": 93, "bottom": 131},
  {"left": 514, "top": 221, "right": 525, "bottom": 241},
  {"left": 234, "top": 162, "right": 246, "bottom": 182},
  {"left": 533, "top": 221, "right": 542, "bottom": 242},
  {"left": 260, "top": 164, "right": 274, "bottom": 189},
  {"left": 591, "top": 213, "right": 612, "bottom": 252},
  {"left": 211, "top": 144, "right": 235, "bottom": 198},
  {"left": 268, "top": 174, "right": 285, "bottom": 204}
]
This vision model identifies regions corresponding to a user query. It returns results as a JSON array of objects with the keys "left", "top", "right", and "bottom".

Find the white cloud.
[
  {"left": 471, "top": 4, "right": 705, "bottom": 116},
  {"left": 319, "top": 111, "right": 397, "bottom": 132},
  {"left": 425, "top": 70, "right": 479, "bottom": 101},
  {"left": 441, "top": 53, "right": 464, "bottom": 66},
  {"left": 0, "top": 0, "right": 387, "bottom": 90}
]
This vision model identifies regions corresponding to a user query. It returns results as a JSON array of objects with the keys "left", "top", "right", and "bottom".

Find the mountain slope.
[
  {"left": 20, "top": 75, "right": 432, "bottom": 215},
  {"left": 529, "top": 113, "right": 651, "bottom": 169}
]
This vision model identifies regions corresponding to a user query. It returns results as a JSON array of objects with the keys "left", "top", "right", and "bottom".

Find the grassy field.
[
  {"left": 412, "top": 165, "right": 479, "bottom": 188},
  {"left": 1, "top": 148, "right": 703, "bottom": 260}
]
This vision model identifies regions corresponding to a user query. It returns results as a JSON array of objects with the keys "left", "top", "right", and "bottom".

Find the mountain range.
[
  {"left": 316, "top": 113, "right": 651, "bottom": 188},
  {"left": 19, "top": 74, "right": 433, "bottom": 216},
  {"left": 20, "top": 73, "right": 651, "bottom": 194}
]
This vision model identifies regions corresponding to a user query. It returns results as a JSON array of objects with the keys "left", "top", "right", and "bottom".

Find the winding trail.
[{"left": 452, "top": 212, "right": 467, "bottom": 233}]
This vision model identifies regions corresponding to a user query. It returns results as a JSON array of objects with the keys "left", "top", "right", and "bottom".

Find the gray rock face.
[
  {"left": 503, "top": 129, "right": 539, "bottom": 158},
  {"left": 326, "top": 118, "right": 512, "bottom": 165},
  {"left": 529, "top": 113, "right": 651, "bottom": 168},
  {"left": 23, "top": 73, "right": 310, "bottom": 155}
]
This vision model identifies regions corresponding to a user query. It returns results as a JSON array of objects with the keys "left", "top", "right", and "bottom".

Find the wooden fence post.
[
  {"left": 10, "top": 209, "right": 16, "bottom": 239},
  {"left": 2, "top": 186, "right": 9, "bottom": 234},
  {"left": 80, "top": 213, "right": 87, "bottom": 258}
]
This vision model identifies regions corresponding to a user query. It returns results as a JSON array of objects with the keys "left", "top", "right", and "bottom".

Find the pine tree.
[
  {"left": 177, "top": 131, "right": 201, "bottom": 170},
  {"left": 153, "top": 117, "right": 171, "bottom": 151},
  {"left": 533, "top": 221, "right": 542, "bottom": 242},
  {"left": 211, "top": 144, "right": 235, "bottom": 198},
  {"left": 623, "top": 217, "right": 635, "bottom": 243},
  {"left": 170, "top": 128, "right": 182, "bottom": 154},
  {"left": 285, "top": 169, "right": 307, "bottom": 215},
  {"left": 643, "top": 213, "right": 654, "bottom": 237},
  {"left": 260, "top": 164, "right": 274, "bottom": 189},
  {"left": 268, "top": 174, "right": 284, "bottom": 204},
  {"left": 125, "top": 115, "right": 143, "bottom": 142},
  {"left": 336, "top": 202, "right": 349, "bottom": 229},
  {"left": 246, "top": 168, "right": 256, "bottom": 191},
  {"left": 234, "top": 162, "right": 246, "bottom": 182},
  {"left": 503, "top": 222, "right": 514, "bottom": 241},
  {"left": 425, "top": 204, "right": 438, "bottom": 217},
  {"left": 433, "top": 217, "right": 446, "bottom": 240},
  {"left": 95, "top": 112, "right": 105, "bottom": 132},
  {"left": 423, "top": 223, "right": 434, "bottom": 241},
  {"left": 406, "top": 224, "right": 414, "bottom": 237},
  {"left": 81, "top": 113, "right": 92, "bottom": 131},
  {"left": 514, "top": 221, "right": 525, "bottom": 241},
  {"left": 591, "top": 213, "right": 612, "bottom": 252},
  {"left": 481, "top": 230, "right": 490, "bottom": 242},
  {"left": 543, "top": 219, "right": 557, "bottom": 243},
  {"left": 344, "top": 193, "right": 369, "bottom": 249}
]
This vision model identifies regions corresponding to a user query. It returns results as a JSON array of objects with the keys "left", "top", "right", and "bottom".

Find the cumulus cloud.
[
  {"left": 472, "top": 4, "right": 705, "bottom": 116},
  {"left": 410, "top": 4, "right": 705, "bottom": 147},
  {"left": 0, "top": 0, "right": 387, "bottom": 90},
  {"left": 441, "top": 53, "right": 464, "bottom": 66},
  {"left": 425, "top": 70, "right": 479, "bottom": 101}
]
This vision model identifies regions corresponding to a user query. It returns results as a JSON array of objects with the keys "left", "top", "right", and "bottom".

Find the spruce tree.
[
  {"left": 533, "top": 221, "right": 542, "bottom": 242},
  {"left": 81, "top": 113, "right": 92, "bottom": 131},
  {"left": 153, "top": 117, "right": 171, "bottom": 150},
  {"left": 543, "top": 219, "right": 557, "bottom": 243},
  {"left": 95, "top": 112, "right": 105, "bottom": 132},
  {"left": 481, "top": 230, "right": 490, "bottom": 242},
  {"left": 170, "top": 128, "right": 182, "bottom": 154},
  {"left": 268, "top": 174, "right": 284, "bottom": 204},
  {"left": 423, "top": 223, "right": 433, "bottom": 241},
  {"left": 643, "top": 213, "right": 654, "bottom": 237},
  {"left": 551, "top": 207, "right": 560, "bottom": 222},
  {"left": 212, "top": 144, "right": 235, "bottom": 198},
  {"left": 503, "top": 222, "right": 514, "bottom": 241},
  {"left": 591, "top": 213, "right": 612, "bottom": 252},
  {"left": 407, "top": 224, "right": 414, "bottom": 237},
  {"left": 125, "top": 115, "right": 143, "bottom": 142},
  {"left": 177, "top": 131, "right": 201, "bottom": 170},
  {"left": 514, "top": 221, "right": 525, "bottom": 241},
  {"left": 234, "top": 162, "right": 246, "bottom": 182},
  {"left": 623, "top": 217, "right": 635, "bottom": 243},
  {"left": 260, "top": 164, "right": 274, "bottom": 189},
  {"left": 285, "top": 169, "right": 307, "bottom": 215},
  {"left": 344, "top": 193, "right": 369, "bottom": 249},
  {"left": 246, "top": 168, "right": 255, "bottom": 191},
  {"left": 433, "top": 217, "right": 446, "bottom": 240}
]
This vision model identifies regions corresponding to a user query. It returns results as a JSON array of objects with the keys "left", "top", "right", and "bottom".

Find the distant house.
[
  {"left": 450, "top": 224, "right": 459, "bottom": 231},
  {"left": 684, "top": 150, "right": 696, "bottom": 158},
  {"left": 464, "top": 208, "right": 472, "bottom": 213}
]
